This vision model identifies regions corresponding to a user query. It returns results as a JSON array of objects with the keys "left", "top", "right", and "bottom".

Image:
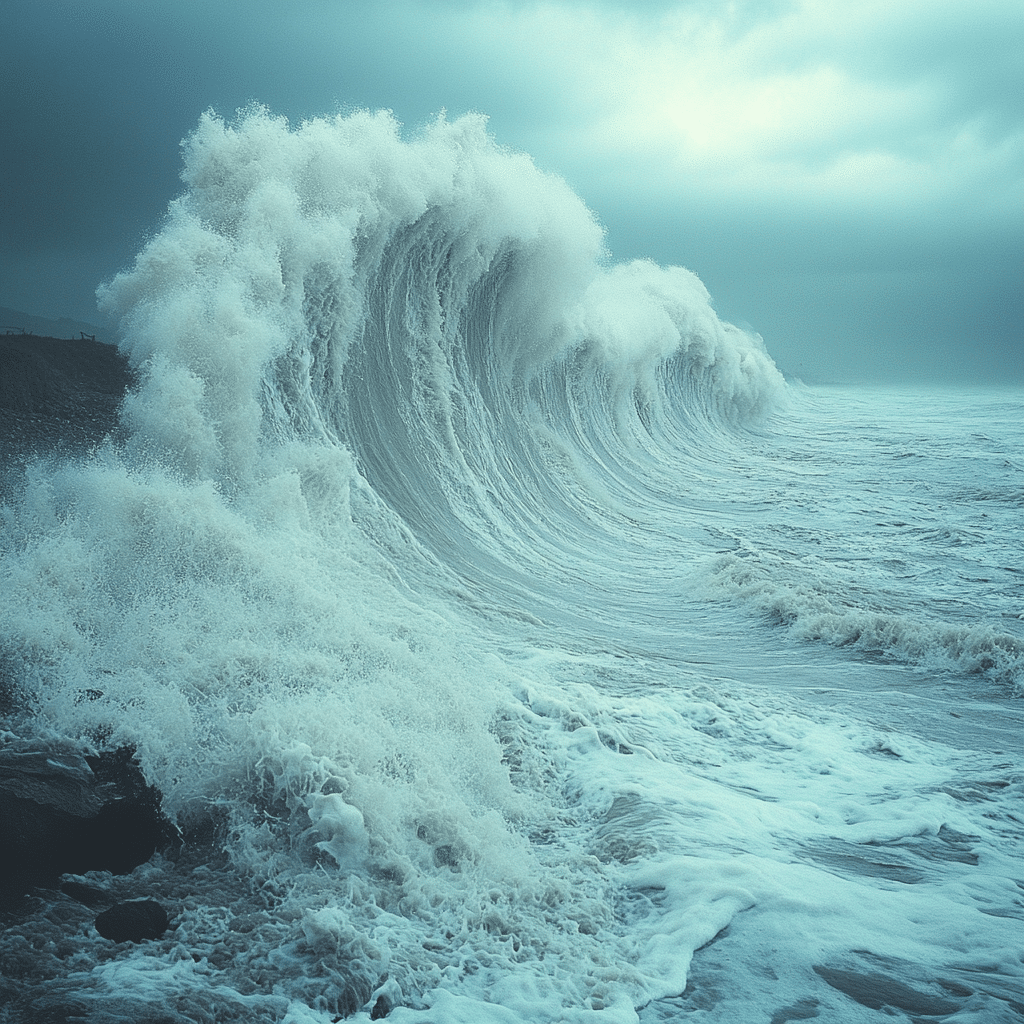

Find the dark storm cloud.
[
  {"left": 1, "top": 1, "right": 217, "bottom": 319},
  {"left": 0, "top": 0, "right": 578, "bottom": 323},
  {"left": 1, "top": 0, "right": 1021, "bottom": 381}
]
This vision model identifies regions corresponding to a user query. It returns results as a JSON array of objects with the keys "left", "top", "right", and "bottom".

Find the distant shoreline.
[
  {"left": 0, "top": 305, "right": 107, "bottom": 345},
  {"left": 2, "top": 329, "right": 99, "bottom": 342}
]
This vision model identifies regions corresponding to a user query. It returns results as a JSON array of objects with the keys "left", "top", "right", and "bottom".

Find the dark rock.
[
  {"left": 95, "top": 899, "right": 169, "bottom": 943},
  {"left": 0, "top": 747, "right": 104, "bottom": 816},
  {"left": 0, "top": 746, "right": 105, "bottom": 901},
  {"left": 0, "top": 741, "right": 170, "bottom": 903},
  {"left": 370, "top": 994, "right": 392, "bottom": 1019},
  {"left": 59, "top": 880, "right": 109, "bottom": 907},
  {"left": 84, "top": 746, "right": 168, "bottom": 874}
]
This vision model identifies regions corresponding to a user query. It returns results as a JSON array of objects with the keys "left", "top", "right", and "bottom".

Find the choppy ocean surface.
[{"left": 1, "top": 108, "right": 1021, "bottom": 1023}]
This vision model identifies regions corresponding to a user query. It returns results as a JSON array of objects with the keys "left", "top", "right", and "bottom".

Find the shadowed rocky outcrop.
[
  {"left": 0, "top": 742, "right": 170, "bottom": 907},
  {"left": 95, "top": 899, "right": 170, "bottom": 943}
]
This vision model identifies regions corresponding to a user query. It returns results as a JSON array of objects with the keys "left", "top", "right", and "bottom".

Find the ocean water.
[{"left": 1, "top": 108, "right": 1021, "bottom": 1023}]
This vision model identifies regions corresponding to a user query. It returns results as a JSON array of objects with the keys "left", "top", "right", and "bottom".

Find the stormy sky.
[{"left": 2, "top": 0, "right": 1021, "bottom": 383}]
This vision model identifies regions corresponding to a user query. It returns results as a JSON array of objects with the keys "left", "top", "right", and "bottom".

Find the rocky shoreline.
[
  {"left": 1, "top": 738, "right": 191, "bottom": 1019},
  {"left": 0, "top": 333, "right": 134, "bottom": 465},
  {"left": 0, "top": 730, "right": 389, "bottom": 1022},
  {"left": 0, "top": 741, "right": 170, "bottom": 906},
  {"left": 0, "top": 335, "right": 390, "bottom": 1021}
]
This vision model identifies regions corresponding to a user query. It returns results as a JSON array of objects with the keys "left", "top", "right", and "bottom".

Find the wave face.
[
  {"left": 97, "top": 108, "right": 783, "bottom": 633},
  {"left": 1, "top": 108, "right": 1021, "bottom": 1022}
]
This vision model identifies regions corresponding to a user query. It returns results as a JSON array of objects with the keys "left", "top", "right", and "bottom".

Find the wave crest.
[{"left": 98, "top": 106, "right": 783, "bottom": 493}]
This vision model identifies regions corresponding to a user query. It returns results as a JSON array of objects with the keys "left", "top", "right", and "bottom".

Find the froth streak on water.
[{"left": 0, "top": 107, "right": 1021, "bottom": 1022}]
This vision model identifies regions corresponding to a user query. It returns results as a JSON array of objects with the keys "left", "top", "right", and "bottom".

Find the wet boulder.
[
  {"left": 0, "top": 742, "right": 168, "bottom": 903},
  {"left": 95, "top": 899, "right": 169, "bottom": 943}
]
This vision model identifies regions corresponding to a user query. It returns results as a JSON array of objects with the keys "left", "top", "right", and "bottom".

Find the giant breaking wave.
[
  {"left": 0, "top": 107, "right": 782, "bottom": 1019},
  {"left": 3, "top": 105, "right": 1021, "bottom": 1024}
]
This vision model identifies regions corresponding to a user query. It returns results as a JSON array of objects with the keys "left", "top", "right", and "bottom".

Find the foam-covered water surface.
[{"left": 1, "top": 108, "right": 1020, "bottom": 1023}]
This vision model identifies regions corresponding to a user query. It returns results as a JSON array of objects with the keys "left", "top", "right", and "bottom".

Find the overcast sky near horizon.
[{"left": 2, "top": 0, "right": 1022, "bottom": 383}]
